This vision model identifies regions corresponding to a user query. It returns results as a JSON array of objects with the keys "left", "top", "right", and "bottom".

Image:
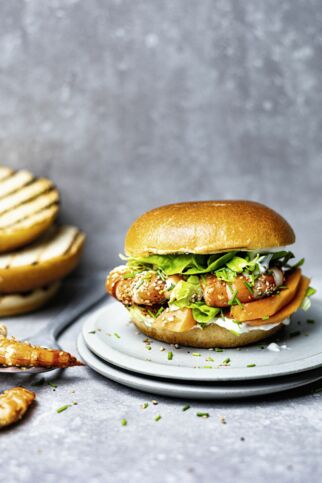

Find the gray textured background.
[
  {"left": 1, "top": 0, "right": 321, "bottom": 276},
  {"left": 1, "top": 2, "right": 322, "bottom": 482}
]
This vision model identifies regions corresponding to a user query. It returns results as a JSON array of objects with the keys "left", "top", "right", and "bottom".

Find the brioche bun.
[
  {"left": 130, "top": 308, "right": 283, "bottom": 348},
  {"left": 125, "top": 200, "right": 295, "bottom": 257},
  {"left": 0, "top": 225, "right": 85, "bottom": 293},
  {"left": 0, "top": 167, "right": 60, "bottom": 252}
]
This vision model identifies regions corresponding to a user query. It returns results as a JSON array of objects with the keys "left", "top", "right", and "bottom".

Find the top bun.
[{"left": 125, "top": 200, "right": 295, "bottom": 256}]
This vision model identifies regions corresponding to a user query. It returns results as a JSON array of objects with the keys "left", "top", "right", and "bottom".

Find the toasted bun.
[
  {"left": 0, "top": 283, "right": 60, "bottom": 317},
  {"left": 130, "top": 310, "right": 283, "bottom": 348},
  {"left": 125, "top": 200, "right": 295, "bottom": 256},
  {"left": 0, "top": 167, "right": 60, "bottom": 252},
  {"left": 0, "top": 225, "right": 85, "bottom": 293}
]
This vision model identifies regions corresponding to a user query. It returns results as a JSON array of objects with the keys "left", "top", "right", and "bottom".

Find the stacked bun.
[{"left": 0, "top": 166, "right": 85, "bottom": 316}]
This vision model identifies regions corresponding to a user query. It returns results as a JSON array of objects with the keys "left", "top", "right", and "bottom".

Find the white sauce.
[
  {"left": 267, "top": 342, "right": 289, "bottom": 352},
  {"left": 206, "top": 316, "right": 290, "bottom": 335}
]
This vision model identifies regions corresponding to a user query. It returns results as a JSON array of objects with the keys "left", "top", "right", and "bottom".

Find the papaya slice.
[
  {"left": 246, "top": 275, "right": 310, "bottom": 326},
  {"left": 154, "top": 307, "right": 196, "bottom": 332},
  {"left": 230, "top": 269, "right": 302, "bottom": 322}
]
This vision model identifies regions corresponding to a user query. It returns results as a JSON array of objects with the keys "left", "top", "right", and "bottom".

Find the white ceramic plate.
[
  {"left": 77, "top": 333, "right": 322, "bottom": 399},
  {"left": 82, "top": 300, "right": 322, "bottom": 381}
]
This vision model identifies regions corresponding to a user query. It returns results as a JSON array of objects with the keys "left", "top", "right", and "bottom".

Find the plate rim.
[
  {"left": 77, "top": 333, "right": 322, "bottom": 399},
  {"left": 82, "top": 300, "right": 322, "bottom": 382}
]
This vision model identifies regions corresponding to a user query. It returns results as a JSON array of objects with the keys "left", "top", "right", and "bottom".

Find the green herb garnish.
[
  {"left": 121, "top": 418, "right": 127, "bottom": 426},
  {"left": 56, "top": 404, "right": 71, "bottom": 414},
  {"left": 154, "top": 414, "right": 162, "bottom": 422},
  {"left": 122, "top": 273, "right": 136, "bottom": 279},
  {"left": 196, "top": 412, "right": 209, "bottom": 418},
  {"left": 168, "top": 351, "right": 173, "bottom": 360},
  {"left": 182, "top": 404, "right": 190, "bottom": 411},
  {"left": 247, "top": 363, "right": 256, "bottom": 368}
]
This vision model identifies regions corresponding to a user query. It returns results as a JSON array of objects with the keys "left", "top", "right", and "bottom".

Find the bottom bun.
[
  {"left": 130, "top": 312, "right": 283, "bottom": 348},
  {"left": 0, "top": 283, "right": 60, "bottom": 317}
]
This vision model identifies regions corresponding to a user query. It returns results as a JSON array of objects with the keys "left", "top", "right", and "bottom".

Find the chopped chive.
[
  {"left": 147, "top": 309, "right": 156, "bottom": 318},
  {"left": 56, "top": 404, "right": 71, "bottom": 414},
  {"left": 141, "top": 402, "right": 149, "bottom": 409},
  {"left": 192, "top": 352, "right": 201, "bottom": 357},
  {"left": 203, "top": 365, "right": 212, "bottom": 369},
  {"left": 206, "top": 356, "right": 214, "bottom": 362},
  {"left": 114, "top": 332, "right": 121, "bottom": 339},
  {"left": 243, "top": 280, "right": 254, "bottom": 294},
  {"left": 167, "top": 351, "right": 173, "bottom": 360},
  {"left": 196, "top": 412, "right": 209, "bottom": 418},
  {"left": 262, "top": 315, "right": 270, "bottom": 321},
  {"left": 222, "top": 357, "right": 231, "bottom": 366},
  {"left": 155, "top": 307, "right": 165, "bottom": 317},
  {"left": 247, "top": 363, "right": 256, "bottom": 368},
  {"left": 146, "top": 345, "right": 152, "bottom": 351},
  {"left": 154, "top": 414, "right": 162, "bottom": 422},
  {"left": 88, "top": 330, "right": 96, "bottom": 334},
  {"left": 182, "top": 404, "right": 190, "bottom": 412},
  {"left": 228, "top": 289, "right": 238, "bottom": 306},
  {"left": 214, "top": 348, "right": 223, "bottom": 352},
  {"left": 135, "top": 279, "right": 144, "bottom": 289},
  {"left": 121, "top": 418, "right": 127, "bottom": 426},
  {"left": 157, "top": 269, "right": 166, "bottom": 281}
]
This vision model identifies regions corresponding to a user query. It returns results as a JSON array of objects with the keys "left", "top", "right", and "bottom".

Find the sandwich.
[{"left": 106, "top": 201, "right": 315, "bottom": 348}]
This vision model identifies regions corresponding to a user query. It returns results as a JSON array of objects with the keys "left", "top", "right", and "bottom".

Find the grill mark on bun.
[{"left": 0, "top": 225, "right": 81, "bottom": 269}]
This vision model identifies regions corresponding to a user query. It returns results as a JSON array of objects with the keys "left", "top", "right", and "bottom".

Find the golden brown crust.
[
  {"left": 0, "top": 230, "right": 85, "bottom": 293},
  {"left": 125, "top": 200, "right": 295, "bottom": 256},
  {"left": 0, "top": 387, "right": 35, "bottom": 428},
  {"left": 0, "top": 167, "right": 60, "bottom": 252},
  {"left": 0, "top": 205, "right": 59, "bottom": 253},
  {"left": 130, "top": 314, "right": 283, "bottom": 348}
]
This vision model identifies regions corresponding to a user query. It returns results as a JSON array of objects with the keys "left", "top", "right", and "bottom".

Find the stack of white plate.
[{"left": 77, "top": 300, "right": 322, "bottom": 399}]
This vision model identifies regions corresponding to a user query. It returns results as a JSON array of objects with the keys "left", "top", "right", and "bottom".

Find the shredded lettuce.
[
  {"left": 123, "top": 252, "right": 237, "bottom": 275},
  {"left": 167, "top": 277, "right": 220, "bottom": 323},
  {"left": 190, "top": 303, "right": 221, "bottom": 323},
  {"left": 122, "top": 250, "right": 302, "bottom": 279},
  {"left": 169, "top": 277, "right": 203, "bottom": 308}
]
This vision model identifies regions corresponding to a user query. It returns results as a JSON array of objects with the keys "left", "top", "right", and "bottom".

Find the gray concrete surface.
[{"left": 1, "top": 1, "right": 322, "bottom": 482}]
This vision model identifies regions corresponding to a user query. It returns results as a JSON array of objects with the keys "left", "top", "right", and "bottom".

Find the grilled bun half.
[
  {"left": 0, "top": 225, "right": 85, "bottom": 293},
  {"left": 125, "top": 200, "right": 295, "bottom": 256},
  {"left": 0, "top": 167, "right": 60, "bottom": 252}
]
